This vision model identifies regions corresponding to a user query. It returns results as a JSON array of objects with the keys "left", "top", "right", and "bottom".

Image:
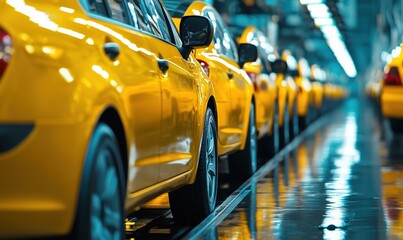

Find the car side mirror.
[
  {"left": 179, "top": 16, "right": 213, "bottom": 59},
  {"left": 238, "top": 43, "right": 258, "bottom": 68},
  {"left": 272, "top": 59, "right": 288, "bottom": 74}
]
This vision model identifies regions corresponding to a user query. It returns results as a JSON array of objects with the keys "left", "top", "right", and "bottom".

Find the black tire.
[
  {"left": 279, "top": 101, "right": 289, "bottom": 149},
  {"left": 258, "top": 101, "right": 279, "bottom": 160},
  {"left": 289, "top": 101, "right": 299, "bottom": 140},
  {"left": 229, "top": 102, "right": 258, "bottom": 181},
  {"left": 169, "top": 107, "right": 218, "bottom": 225},
  {"left": 73, "top": 123, "right": 125, "bottom": 240},
  {"left": 389, "top": 118, "right": 403, "bottom": 134},
  {"left": 298, "top": 105, "right": 310, "bottom": 131}
]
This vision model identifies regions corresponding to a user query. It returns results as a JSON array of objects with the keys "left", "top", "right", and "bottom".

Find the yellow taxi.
[
  {"left": 235, "top": 26, "right": 278, "bottom": 158},
  {"left": 382, "top": 46, "right": 403, "bottom": 133},
  {"left": 282, "top": 52, "right": 314, "bottom": 130},
  {"left": 310, "top": 64, "right": 325, "bottom": 118},
  {"left": 164, "top": 1, "right": 260, "bottom": 179},
  {"left": 0, "top": 0, "right": 218, "bottom": 238},
  {"left": 365, "top": 69, "right": 383, "bottom": 105}
]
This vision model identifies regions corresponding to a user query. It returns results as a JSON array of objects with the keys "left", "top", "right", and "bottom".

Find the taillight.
[
  {"left": 247, "top": 72, "right": 258, "bottom": 90},
  {"left": 0, "top": 27, "right": 12, "bottom": 79},
  {"left": 384, "top": 67, "right": 402, "bottom": 86},
  {"left": 198, "top": 60, "right": 210, "bottom": 77}
]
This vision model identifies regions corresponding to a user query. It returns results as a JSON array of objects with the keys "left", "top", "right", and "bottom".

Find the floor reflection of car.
[
  {"left": 382, "top": 166, "right": 403, "bottom": 238},
  {"left": 164, "top": 0, "right": 260, "bottom": 180},
  {"left": 0, "top": 0, "right": 219, "bottom": 238},
  {"left": 234, "top": 26, "right": 280, "bottom": 158},
  {"left": 381, "top": 44, "right": 403, "bottom": 134}
]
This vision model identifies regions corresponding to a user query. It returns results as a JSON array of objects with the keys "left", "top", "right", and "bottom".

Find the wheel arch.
[
  {"left": 207, "top": 96, "right": 218, "bottom": 128},
  {"left": 97, "top": 107, "right": 128, "bottom": 187}
]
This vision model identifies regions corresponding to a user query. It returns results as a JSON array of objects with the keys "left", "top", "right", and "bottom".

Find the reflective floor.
[{"left": 128, "top": 97, "right": 403, "bottom": 240}]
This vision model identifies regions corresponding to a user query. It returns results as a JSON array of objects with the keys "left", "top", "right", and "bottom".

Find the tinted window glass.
[
  {"left": 127, "top": 0, "right": 149, "bottom": 31},
  {"left": 142, "top": 0, "right": 172, "bottom": 41},
  {"left": 204, "top": 9, "right": 238, "bottom": 61},
  {"left": 162, "top": 0, "right": 193, "bottom": 18},
  {"left": 106, "top": 0, "right": 130, "bottom": 24},
  {"left": 88, "top": 0, "right": 109, "bottom": 17},
  {"left": 222, "top": 27, "right": 238, "bottom": 61},
  {"left": 203, "top": 9, "right": 225, "bottom": 55}
]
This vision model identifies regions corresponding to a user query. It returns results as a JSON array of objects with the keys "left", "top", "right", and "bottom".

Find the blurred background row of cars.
[{"left": 0, "top": 0, "right": 348, "bottom": 239}]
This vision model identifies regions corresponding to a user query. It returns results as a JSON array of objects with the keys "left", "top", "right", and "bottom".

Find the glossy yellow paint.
[
  {"left": 237, "top": 26, "right": 277, "bottom": 136},
  {"left": 381, "top": 49, "right": 403, "bottom": 118},
  {"left": 171, "top": 1, "right": 254, "bottom": 155},
  {"left": 310, "top": 65, "right": 325, "bottom": 110},
  {"left": 0, "top": 1, "right": 214, "bottom": 238},
  {"left": 275, "top": 73, "right": 292, "bottom": 127},
  {"left": 283, "top": 51, "right": 313, "bottom": 117}
]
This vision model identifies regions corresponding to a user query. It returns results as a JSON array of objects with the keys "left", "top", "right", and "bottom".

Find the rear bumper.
[
  {"left": 381, "top": 87, "right": 403, "bottom": 119},
  {"left": 0, "top": 119, "right": 91, "bottom": 238}
]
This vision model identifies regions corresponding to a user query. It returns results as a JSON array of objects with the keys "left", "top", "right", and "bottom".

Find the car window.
[
  {"left": 162, "top": 0, "right": 193, "bottom": 18},
  {"left": 88, "top": 0, "right": 109, "bottom": 17},
  {"left": 203, "top": 9, "right": 225, "bottom": 56},
  {"left": 141, "top": 0, "right": 172, "bottom": 42},
  {"left": 161, "top": 5, "right": 182, "bottom": 46},
  {"left": 222, "top": 27, "right": 239, "bottom": 62},
  {"left": 127, "top": 0, "right": 149, "bottom": 31},
  {"left": 212, "top": 10, "right": 237, "bottom": 61},
  {"left": 106, "top": 0, "right": 130, "bottom": 24},
  {"left": 204, "top": 9, "right": 238, "bottom": 61}
]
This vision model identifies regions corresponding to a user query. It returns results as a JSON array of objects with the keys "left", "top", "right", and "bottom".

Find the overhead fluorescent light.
[
  {"left": 300, "top": 0, "right": 323, "bottom": 4},
  {"left": 307, "top": 3, "right": 329, "bottom": 12},
  {"left": 321, "top": 25, "right": 341, "bottom": 39},
  {"left": 314, "top": 18, "right": 334, "bottom": 26},
  {"left": 310, "top": 10, "right": 331, "bottom": 18}
]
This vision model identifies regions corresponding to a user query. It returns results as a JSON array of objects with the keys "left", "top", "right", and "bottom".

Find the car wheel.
[
  {"left": 289, "top": 101, "right": 298, "bottom": 140},
  {"left": 73, "top": 123, "right": 125, "bottom": 240},
  {"left": 169, "top": 107, "right": 218, "bottom": 225},
  {"left": 258, "top": 101, "right": 279, "bottom": 160},
  {"left": 298, "top": 106, "right": 309, "bottom": 131},
  {"left": 229, "top": 102, "right": 258, "bottom": 180},
  {"left": 279, "top": 101, "right": 289, "bottom": 149}
]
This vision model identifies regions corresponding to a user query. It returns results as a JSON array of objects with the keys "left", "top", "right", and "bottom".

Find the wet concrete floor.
[
  {"left": 129, "top": 97, "right": 403, "bottom": 240},
  {"left": 184, "top": 97, "right": 403, "bottom": 239}
]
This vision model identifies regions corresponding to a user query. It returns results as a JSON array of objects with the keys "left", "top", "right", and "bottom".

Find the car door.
[
  {"left": 206, "top": 9, "right": 248, "bottom": 146},
  {"left": 137, "top": 0, "right": 199, "bottom": 181},
  {"left": 82, "top": 0, "right": 162, "bottom": 193}
]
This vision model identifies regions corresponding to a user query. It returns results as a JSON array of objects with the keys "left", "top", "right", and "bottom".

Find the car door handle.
[
  {"left": 158, "top": 59, "right": 169, "bottom": 74},
  {"left": 103, "top": 42, "right": 120, "bottom": 60},
  {"left": 227, "top": 72, "right": 234, "bottom": 79}
]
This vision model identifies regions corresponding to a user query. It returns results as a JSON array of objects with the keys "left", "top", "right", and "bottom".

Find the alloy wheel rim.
[{"left": 90, "top": 148, "right": 121, "bottom": 240}]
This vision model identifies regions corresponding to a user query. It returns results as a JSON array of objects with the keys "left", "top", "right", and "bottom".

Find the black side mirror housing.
[
  {"left": 272, "top": 59, "right": 288, "bottom": 74},
  {"left": 179, "top": 16, "right": 214, "bottom": 59},
  {"left": 238, "top": 43, "right": 258, "bottom": 68}
]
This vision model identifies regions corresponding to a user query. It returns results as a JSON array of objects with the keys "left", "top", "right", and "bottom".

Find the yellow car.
[
  {"left": 272, "top": 52, "right": 300, "bottom": 144},
  {"left": 0, "top": 0, "right": 218, "bottom": 238},
  {"left": 310, "top": 64, "right": 325, "bottom": 118},
  {"left": 283, "top": 52, "right": 314, "bottom": 130},
  {"left": 235, "top": 26, "right": 278, "bottom": 158},
  {"left": 382, "top": 48, "right": 403, "bottom": 133},
  {"left": 164, "top": 1, "right": 259, "bottom": 179}
]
